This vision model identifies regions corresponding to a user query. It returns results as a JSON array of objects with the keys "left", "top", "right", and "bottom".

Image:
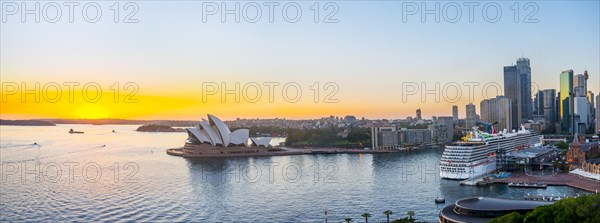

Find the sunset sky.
[{"left": 1, "top": 1, "right": 599, "bottom": 121}]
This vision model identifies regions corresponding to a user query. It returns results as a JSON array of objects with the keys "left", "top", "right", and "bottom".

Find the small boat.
[
  {"left": 435, "top": 197, "right": 446, "bottom": 203},
  {"left": 68, "top": 129, "right": 84, "bottom": 134},
  {"left": 508, "top": 182, "right": 547, "bottom": 188}
]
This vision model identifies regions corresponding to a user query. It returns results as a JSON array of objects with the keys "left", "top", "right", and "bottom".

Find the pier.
[
  {"left": 524, "top": 194, "right": 576, "bottom": 201},
  {"left": 508, "top": 182, "right": 547, "bottom": 188},
  {"left": 495, "top": 172, "right": 600, "bottom": 193}
]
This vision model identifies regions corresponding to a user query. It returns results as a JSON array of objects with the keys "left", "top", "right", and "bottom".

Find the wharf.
[
  {"left": 495, "top": 172, "right": 600, "bottom": 193},
  {"left": 166, "top": 147, "right": 397, "bottom": 158}
]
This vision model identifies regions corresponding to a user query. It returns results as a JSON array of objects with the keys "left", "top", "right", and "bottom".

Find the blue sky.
[{"left": 1, "top": 1, "right": 599, "bottom": 119}]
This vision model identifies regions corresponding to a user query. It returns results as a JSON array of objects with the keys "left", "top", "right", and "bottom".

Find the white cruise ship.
[{"left": 439, "top": 126, "right": 542, "bottom": 180}]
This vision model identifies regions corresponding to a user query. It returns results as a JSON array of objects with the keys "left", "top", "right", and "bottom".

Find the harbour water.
[{"left": 0, "top": 125, "right": 588, "bottom": 222}]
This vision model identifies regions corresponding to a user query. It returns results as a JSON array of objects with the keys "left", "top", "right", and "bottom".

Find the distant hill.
[
  {"left": 30, "top": 119, "right": 196, "bottom": 126},
  {"left": 0, "top": 119, "right": 55, "bottom": 126},
  {"left": 136, "top": 124, "right": 186, "bottom": 132}
]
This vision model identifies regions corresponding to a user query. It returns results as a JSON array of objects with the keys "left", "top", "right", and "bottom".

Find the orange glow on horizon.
[{"left": 1, "top": 82, "right": 478, "bottom": 120}]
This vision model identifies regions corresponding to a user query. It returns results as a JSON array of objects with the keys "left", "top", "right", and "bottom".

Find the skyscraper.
[
  {"left": 503, "top": 58, "right": 532, "bottom": 129},
  {"left": 574, "top": 96, "right": 589, "bottom": 133},
  {"left": 574, "top": 74, "right": 587, "bottom": 97},
  {"left": 452, "top": 105, "right": 459, "bottom": 121},
  {"left": 480, "top": 96, "right": 512, "bottom": 131},
  {"left": 517, "top": 58, "right": 533, "bottom": 121},
  {"left": 504, "top": 65, "right": 521, "bottom": 129},
  {"left": 437, "top": 116, "right": 454, "bottom": 143},
  {"left": 596, "top": 95, "right": 600, "bottom": 134},
  {"left": 542, "top": 89, "right": 557, "bottom": 125},
  {"left": 560, "top": 70, "right": 574, "bottom": 134},
  {"left": 588, "top": 90, "right": 595, "bottom": 131},
  {"left": 572, "top": 73, "right": 589, "bottom": 133},
  {"left": 416, "top": 108, "right": 422, "bottom": 121},
  {"left": 466, "top": 103, "right": 477, "bottom": 129},
  {"left": 534, "top": 91, "right": 544, "bottom": 116}
]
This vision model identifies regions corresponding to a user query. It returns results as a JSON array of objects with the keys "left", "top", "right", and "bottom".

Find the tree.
[
  {"left": 489, "top": 194, "right": 600, "bottom": 223},
  {"left": 361, "top": 213, "right": 371, "bottom": 223},
  {"left": 344, "top": 218, "right": 352, "bottom": 223},
  {"left": 555, "top": 141, "right": 569, "bottom": 150},
  {"left": 383, "top": 210, "right": 393, "bottom": 223},
  {"left": 488, "top": 212, "right": 524, "bottom": 223},
  {"left": 406, "top": 211, "right": 415, "bottom": 221}
]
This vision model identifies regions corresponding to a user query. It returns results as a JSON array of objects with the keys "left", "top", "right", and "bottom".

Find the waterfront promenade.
[
  {"left": 166, "top": 146, "right": 397, "bottom": 157},
  {"left": 495, "top": 172, "right": 600, "bottom": 193}
]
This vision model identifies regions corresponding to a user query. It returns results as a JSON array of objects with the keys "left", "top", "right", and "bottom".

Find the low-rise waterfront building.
[
  {"left": 429, "top": 124, "right": 448, "bottom": 144},
  {"left": 371, "top": 126, "right": 436, "bottom": 149},
  {"left": 400, "top": 128, "right": 433, "bottom": 146}
]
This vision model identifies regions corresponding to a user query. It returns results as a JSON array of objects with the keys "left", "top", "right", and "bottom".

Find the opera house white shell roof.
[{"left": 185, "top": 114, "right": 271, "bottom": 147}]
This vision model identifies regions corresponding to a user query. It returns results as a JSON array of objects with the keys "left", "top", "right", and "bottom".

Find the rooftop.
[
  {"left": 587, "top": 158, "right": 600, "bottom": 164},
  {"left": 507, "top": 146, "right": 554, "bottom": 159},
  {"left": 455, "top": 197, "right": 551, "bottom": 212}
]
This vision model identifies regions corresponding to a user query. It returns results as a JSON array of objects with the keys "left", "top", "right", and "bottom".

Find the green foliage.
[
  {"left": 230, "top": 126, "right": 287, "bottom": 136},
  {"left": 391, "top": 217, "right": 427, "bottom": 223},
  {"left": 285, "top": 127, "right": 371, "bottom": 147},
  {"left": 488, "top": 212, "right": 524, "bottom": 223},
  {"left": 361, "top": 212, "right": 371, "bottom": 223},
  {"left": 347, "top": 128, "right": 371, "bottom": 144},
  {"left": 383, "top": 210, "right": 393, "bottom": 223},
  {"left": 489, "top": 194, "right": 600, "bottom": 223},
  {"left": 555, "top": 141, "right": 569, "bottom": 150}
]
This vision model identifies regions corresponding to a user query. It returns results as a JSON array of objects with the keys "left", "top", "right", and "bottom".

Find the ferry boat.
[{"left": 439, "top": 126, "right": 542, "bottom": 180}]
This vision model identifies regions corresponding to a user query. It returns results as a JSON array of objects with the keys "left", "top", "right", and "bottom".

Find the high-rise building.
[
  {"left": 517, "top": 58, "right": 533, "bottom": 121},
  {"left": 437, "top": 116, "right": 454, "bottom": 143},
  {"left": 480, "top": 96, "right": 512, "bottom": 131},
  {"left": 534, "top": 91, "right": 544, "bottom": 116},
  {"left": 596, "top": 95, "right": 600, "bottom": 134},
  {"left": 452, "top": 105, "right": 459, "bottom": 121},
  {"left": 416, "top": 108, "right": 422, "bottom": 121},
  {"left": 574, "top": 96, "right": 589, "bottom": 133},
  {"left": 574, "top": 74, "right": 587, "bottom": 97},
  {"left": 542, "top": 89, "right": 557, "bottom": 125},
  {"left": 588, "top": 90, "right": 595, "bottom": 131},
  {"left": 504, "top": 58, "right": 532, "bottom": 129},
  {"left": 560, "top": 70, "right": 574, "bottom": 134},
  {"left": 465, "top": 103, "right": 477, "bottom": 129},
  {"left": 572, "top": 72, "right": 590, "bottom": 134},
  {"left": 504, "top": 65, "right": 521, "bottom": 129}
]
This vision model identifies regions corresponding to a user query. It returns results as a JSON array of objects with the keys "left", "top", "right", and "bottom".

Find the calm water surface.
[{"left": 0, "top": 125, "right": 588, "bottom": 222}]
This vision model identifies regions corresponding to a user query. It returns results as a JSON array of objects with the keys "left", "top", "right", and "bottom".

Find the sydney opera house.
[{"left": 181, "top": 114, "right": 275, "bottom": 157}]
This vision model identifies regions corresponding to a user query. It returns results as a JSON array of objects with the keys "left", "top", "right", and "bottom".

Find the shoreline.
[{"left": 166, "top": 147, "right": 398, "bottom": 158}]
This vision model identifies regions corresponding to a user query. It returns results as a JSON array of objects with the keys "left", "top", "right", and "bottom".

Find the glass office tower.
[{"left": 560, "top": 70, "right": 574, "bottom": 134}]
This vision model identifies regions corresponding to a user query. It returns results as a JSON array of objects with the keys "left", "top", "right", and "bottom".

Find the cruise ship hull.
[{"left": 440, "top": 160, "right": 497, "bottom": 180}]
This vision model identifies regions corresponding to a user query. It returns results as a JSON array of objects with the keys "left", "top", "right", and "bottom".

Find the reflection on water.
[{"left": 0, "top": 125, "right": 588, "bottom": 222}]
